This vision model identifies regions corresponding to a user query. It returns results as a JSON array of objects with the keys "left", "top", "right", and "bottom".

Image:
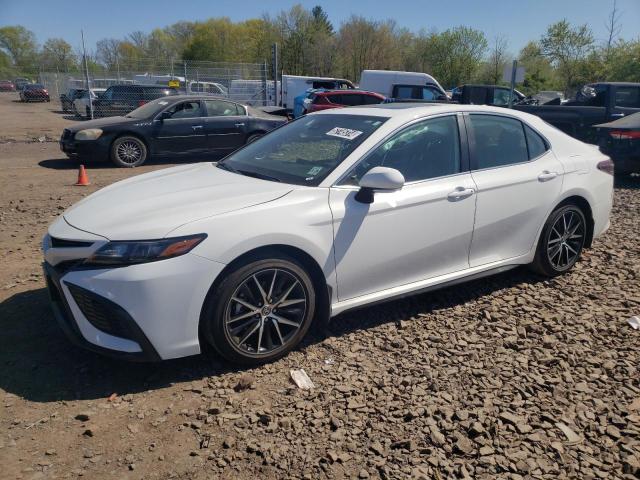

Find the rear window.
[
  {"left": 615, "top": 87, "right": 640, "bottom": 108},
  {"left": 524, "top": 125, "right": 548, "bottom": 159}
]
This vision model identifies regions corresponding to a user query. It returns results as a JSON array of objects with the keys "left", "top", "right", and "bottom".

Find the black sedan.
[
  {"left": 59, "top": 96, "right": 287, "bottom": 167},
  {"left": 596, "top": 112, "right": 640, "bottom": 175}
]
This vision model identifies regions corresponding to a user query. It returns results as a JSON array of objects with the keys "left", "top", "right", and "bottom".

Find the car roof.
[
  {"left": 316, "top": 89, "right": 383, "bottom": 96},
  {"left": 311, "top": 103, "right": 542, "bottom": 120}
]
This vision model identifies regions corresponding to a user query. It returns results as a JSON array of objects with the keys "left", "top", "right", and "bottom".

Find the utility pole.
[
  {"left": 81, "top": 29, "right": 94, "bottom": 119},
  {"left": 271, "top": 43, "right": 278, "bottom": 106}
]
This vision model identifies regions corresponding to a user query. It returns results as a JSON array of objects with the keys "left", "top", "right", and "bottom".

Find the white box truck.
[
  {"left": 359, "top": 70, "right": 447, "bottom": 101},
  {"left": 281, "top": 75, "right": 354, "bottom": 111}
]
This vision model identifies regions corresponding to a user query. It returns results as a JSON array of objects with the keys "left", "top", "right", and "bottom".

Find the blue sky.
[{"left": 1, "top": 0, "right": 639, "bottom": 55}]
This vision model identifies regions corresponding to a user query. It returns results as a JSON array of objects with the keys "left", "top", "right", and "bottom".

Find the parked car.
[
  {"left": 595, "top": 112, "right": 640, "bottom": 175},
  {"left": 60, "top": 88, "right": 86, "bottom": 112},
  {"left": 515, "top": 82, "right": 640, "bottom": 144},
  {"left": 60, "top": 96, "right": 286, "bottom": 167},
  {"left": 0, "top": 80, "right": 16, "bottom": 91},
  {"left": 451, "top": 84, "right": 526, "bottom": 107},
  {"left": 45, "top": 104, "right": 613, "bottom": 363},
  {"left": 14, "top": 77, "right": 30, "bottom": 90},
  {"left": 73, "top": 88, "right": 106, "bottom": 118},
  {"left": 19, "top": 83, "right": 50, "bottom": 102},
  {"left": 303, "top": 90, "right": 385, "bottom": 114},
  {"left": 359, "top": 70, "right": 447, "bottom": 101},
  {"left": 92, "top": 85, "right": 179, "bottom": 117},
  {"left": 281, "top": 75, "right": 354, "bottom": 111}
]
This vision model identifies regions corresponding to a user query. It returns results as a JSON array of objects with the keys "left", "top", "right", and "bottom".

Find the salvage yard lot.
[{"left": 1, "top": 95, "right": 640, "bottom": 479}]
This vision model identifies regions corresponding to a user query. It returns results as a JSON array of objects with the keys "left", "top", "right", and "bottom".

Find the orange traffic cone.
[{"left": 75, "top": 165, "right": 90, "bottom": 186}]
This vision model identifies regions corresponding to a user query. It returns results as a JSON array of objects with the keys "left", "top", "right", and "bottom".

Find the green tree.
[
  {"left": 40, "top": 38, "right": 77, "bottom": 71},
  {"left": 540, "top": 20, "right": 594, "bottom": 95},
  {"left": 518, "top": 41, "right": 559, "bottom": 95},
  {"left": 0, "top": 25, "right": 38, "bottom": 68}
]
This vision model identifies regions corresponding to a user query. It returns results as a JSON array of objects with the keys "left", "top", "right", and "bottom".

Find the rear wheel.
[
  {"left": 110, "top": 136, "right": 148, "bottom": 168},
  {"left": 531, "top": 204, "right": 587, "bottom": 276},
  {"left": 201, "top": 255, "right": 316, "bottom": 365}
]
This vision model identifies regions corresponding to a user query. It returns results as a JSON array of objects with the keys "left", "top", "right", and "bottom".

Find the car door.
[
  {"left": 203, "top": 100, "right": 247, "bottom": 152},
  {"left": 466, "top": 113, "right": 564, "bottom": 267},
  {"left": 152, "top": 100, "right": 208, "bottom": 155},
  {"left": 329, "top": 114, "right": 477, "bottom": 301}
]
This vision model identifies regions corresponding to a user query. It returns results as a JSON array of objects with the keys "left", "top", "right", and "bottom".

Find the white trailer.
[
  {"left": 359, "top": 70, "right": 446, "bottom": 100},
  {"left": 280, "top": 75, "right": 354, "bottom": 110}
]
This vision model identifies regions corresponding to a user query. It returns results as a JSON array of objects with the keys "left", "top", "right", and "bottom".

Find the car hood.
[
  {"left": 65, "top": 116, "right": 136, "bottom": 132},
  {"left": 62, "top": 163, "right": 293, "bottom": 240}
]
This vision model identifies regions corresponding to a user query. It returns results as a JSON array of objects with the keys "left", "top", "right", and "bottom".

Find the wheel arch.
[
  {"left": 198, "top": 244, "right": 331, "bottom": 346},
  {"left": 554, "top": 194, "right": 595, "bottom": 248}
]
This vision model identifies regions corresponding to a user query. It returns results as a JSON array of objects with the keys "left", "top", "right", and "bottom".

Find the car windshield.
[
  {"left": 125, "top": 98, "right": 173, "bottom": 119},
  {"left": 218, "top": 114, "right": 388, "bottom": 186}
]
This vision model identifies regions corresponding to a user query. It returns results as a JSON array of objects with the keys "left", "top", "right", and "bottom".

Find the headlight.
[
  {"left": 83, "top": 234, "right": 207, "bottom": 267},
  {"left": 75, "top": 128, "right": 103, "bottom": 141}
]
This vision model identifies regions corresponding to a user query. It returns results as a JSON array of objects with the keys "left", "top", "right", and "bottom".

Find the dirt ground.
[{"left": 1, "top": 93, "right": 640, "bottom": 480}]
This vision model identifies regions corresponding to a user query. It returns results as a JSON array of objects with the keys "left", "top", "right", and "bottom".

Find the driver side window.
[
  {"left": 341, "top": 115, "right": 461, "bottom": 185},
  {"left": 167, "top": 101, "right": 202, "bottom": 119}
]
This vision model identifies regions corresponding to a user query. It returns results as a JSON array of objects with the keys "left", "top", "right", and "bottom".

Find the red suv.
[{"left": 305, "top": 90, "right": 385, "bottom": 114}]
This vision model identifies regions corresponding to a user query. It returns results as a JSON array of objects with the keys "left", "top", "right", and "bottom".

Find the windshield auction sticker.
[{"left": 326, "top": 127, "right": 363, "bottom": 140}]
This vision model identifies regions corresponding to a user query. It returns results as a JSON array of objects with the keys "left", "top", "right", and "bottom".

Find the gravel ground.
[{"left": 1, "top": 125, "right": 639, "bottom": 478}]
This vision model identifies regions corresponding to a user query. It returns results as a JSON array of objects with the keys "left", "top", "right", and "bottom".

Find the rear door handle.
[
  {"left": 538, "top": 170, "right": 558, "bottom": 182},
  {"left": 235, "top": 123, "right": 245, "bottom": 127},
  {"left": 610, "top": 113, "right": 625, "bottom": 118},
  {"left": 192, "top": 125, "right": 203, "bottom": 130},
  {"left": 447, "top": 187, "right": 474, "bottom": 201}
]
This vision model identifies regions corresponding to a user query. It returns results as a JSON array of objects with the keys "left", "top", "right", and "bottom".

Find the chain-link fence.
[{"left": 7, "top": 59, "right": 274, "bottom": 119}]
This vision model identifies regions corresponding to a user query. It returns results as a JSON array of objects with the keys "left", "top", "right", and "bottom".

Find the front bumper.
[
  {"left": 43, "top": 237, "right": 226, "bottom": 360},
  {"left": 59, "top": 132, "right": 111, "bottom": 161}
]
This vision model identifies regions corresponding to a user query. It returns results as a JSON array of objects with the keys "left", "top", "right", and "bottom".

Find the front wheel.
[
  {"left": 201, "top": 256, "right": 316, "bottom": 365},
  {"left": 110, "top": 136, "right": 148, "bottom": 167},
  {"left": 531, "top": 204, "right": 587, "bottom": 276}
]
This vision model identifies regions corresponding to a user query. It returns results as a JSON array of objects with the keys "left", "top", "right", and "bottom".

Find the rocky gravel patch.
[{"left": 1, "top": 149, "right": 639, "bottom": 479}]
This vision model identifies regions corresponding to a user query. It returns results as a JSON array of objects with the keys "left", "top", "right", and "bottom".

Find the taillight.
[
  {"left": 597, "top": 158, "right": 615, "bottom": 175},
  {"left": 609, "top": 129, "right": 640, "bottom": 140},
  {"left": 138, "top": 100, "right": 147, "bottom": 107}
]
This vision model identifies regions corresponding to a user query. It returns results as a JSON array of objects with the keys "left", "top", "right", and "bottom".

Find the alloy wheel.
[
  {"left": 116, "top": 140, "right": 143, "bottom": 165},
  {"left": 546, "top": 209, "right": 585, "bottom": 271},
  {"left": 224, "top": 268, "right": 307, "bottom": 356}
]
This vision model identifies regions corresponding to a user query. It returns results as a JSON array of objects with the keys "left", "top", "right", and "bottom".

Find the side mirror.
[
  {"left": 355, "top": 167, "right": 405, "bottom": 204},
  {"left": 157, "top": 110, "right": 171, "bottom": 122}
]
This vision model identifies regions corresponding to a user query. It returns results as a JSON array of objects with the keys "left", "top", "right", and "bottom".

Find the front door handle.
[
  {"left": 235, "top": 123, "right": 245, "bottom": 127},
  {"left": 610, "top": 113, "right": 625, "bottom": 118},
  {"left": 538, "top": 170, "right": 558, "bottom": 182},
  {"left": 192, "top": 125, "right": 203, "bottom": 130},
  {"left": 447, "top": 187, "right": 474, "bottom": 201}
]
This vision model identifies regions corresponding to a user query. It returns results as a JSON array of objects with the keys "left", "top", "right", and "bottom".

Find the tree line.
[{"left": 1, "top": 2, "right": 638, "bottom": 95}]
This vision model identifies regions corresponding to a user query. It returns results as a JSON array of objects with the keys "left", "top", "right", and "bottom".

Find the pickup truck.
[{"left": 515, "top": 82, "right": 640, "bottom": 144}]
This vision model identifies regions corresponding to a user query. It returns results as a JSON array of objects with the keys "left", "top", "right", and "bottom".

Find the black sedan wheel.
[
  {"left": 531, "top": 204, "right": 587, "bottom": 276},
  {"left": 110, "top": 136, "right": 148, "bottom": 168},
  {"left": 202, "top": 255, "right": 316, "bottom": 365}
]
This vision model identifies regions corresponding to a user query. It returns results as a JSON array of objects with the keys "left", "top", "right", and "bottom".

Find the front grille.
[
  {"left": 66, "top": 283, "right": 132, "bottom": 339},
  {"left": 50, "top": 237, "right": 93, "bottom": 248}
]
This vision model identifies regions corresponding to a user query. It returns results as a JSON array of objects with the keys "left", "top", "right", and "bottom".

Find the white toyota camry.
[{"left": 43, "top": 104, "right": 614, "bottom": 364}]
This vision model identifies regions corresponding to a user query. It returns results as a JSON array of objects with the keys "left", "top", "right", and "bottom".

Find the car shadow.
[
  {"left": 0, "top": 267, "right": 548, "bottom": 403},
  {"left": 61, "top": 115, "right": 85, "bottom": 122},
  {"left": 38, "top": 155, "right": 222, "bottom": 170},
  {"left": 615, "top": 174, "right": 640, "bottom": 190}
]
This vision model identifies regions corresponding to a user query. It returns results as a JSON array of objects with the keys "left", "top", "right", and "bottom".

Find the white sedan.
[
  {"left": 73, "top": 88, "right": 106, "bottom": 118},
  {"left": 43, "top": 104, "right": 614, "bottom": 364}
]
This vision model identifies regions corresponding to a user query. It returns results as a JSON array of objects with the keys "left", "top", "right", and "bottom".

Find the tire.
[
  {"left": 246, "top": 133, "right": 263, "bottom": 144},
  {"left": 201, "top": 255, "right": 316, "bottom": 365},
  {"left": 110, "top": 135, "right": 148, "bottom": 168},
  {"left": 530, "top": 204, "right": 587, "bottom": 276}
]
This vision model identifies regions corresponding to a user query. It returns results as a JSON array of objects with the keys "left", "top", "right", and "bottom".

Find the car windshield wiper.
[
  {"left": 216, "top": 162, "right": 237, "bottom": 173},
  {"left": 235, "top": 169, "right": 281, "bottom": 183}
]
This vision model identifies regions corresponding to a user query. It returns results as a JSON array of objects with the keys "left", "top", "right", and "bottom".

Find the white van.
[
  {"left": 359, "top": 70, "right": 447, "bottom": 101},
  {"left": 281, "top": 75, "right": 354, "bottom": 111}
]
